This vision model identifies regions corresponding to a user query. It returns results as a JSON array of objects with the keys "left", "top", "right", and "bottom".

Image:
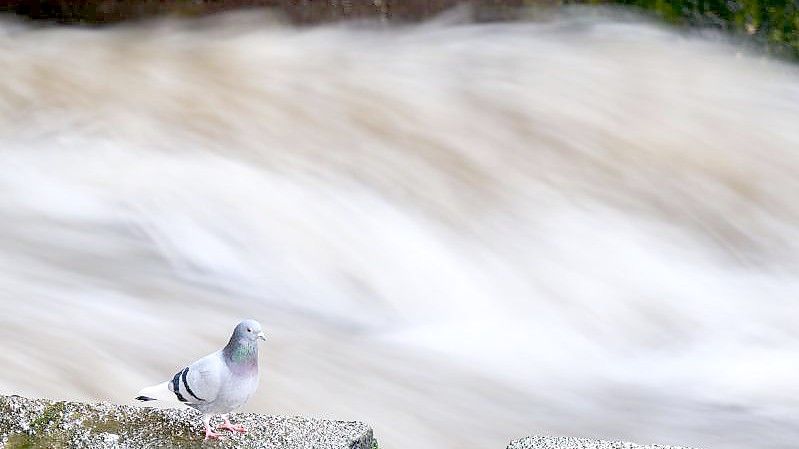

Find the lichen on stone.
[{"left": 0, "top": 395, "right": 374, "bottom": 449}]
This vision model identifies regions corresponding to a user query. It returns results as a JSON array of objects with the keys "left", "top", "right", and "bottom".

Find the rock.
[
  {"left": 0, "top": 395, "right": 375, "bottom": 449},
  {"left": 0, "top": 0, "right": 526, "bottom": 25},
  {"left": 507, "top": 436, "right": 698, "bottom": 449}
]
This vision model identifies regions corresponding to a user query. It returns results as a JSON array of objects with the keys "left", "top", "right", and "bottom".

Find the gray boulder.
[
  {"left": 508, "top": 436, "right": 696, "bottom": 449},
  {"left": 0, "top": 395, "right": 375, "bottom": 449}
]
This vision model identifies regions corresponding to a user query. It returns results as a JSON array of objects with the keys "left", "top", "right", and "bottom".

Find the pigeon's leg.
[
  {"left": 217, "top": 414, "right": 247, "bottom": 433},
  {"left": 203, "top": 414, "right": 223, "bottom": 440}
]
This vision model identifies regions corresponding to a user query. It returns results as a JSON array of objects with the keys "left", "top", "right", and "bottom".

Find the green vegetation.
[
  {"left": 28, "top": 402, "right": 66, "bottom": 433},
  {"left": 597, "top": 0, "right": 799, "bottom": 59},
  {"left": 5, "top": 401, "right": 69, "bottom": 449},
  {"left": 5, "top": 432, "right": 69, "bottom": 449},
  {"left": 85, "top": 417, "right": 124, "bottom": 435},
  {"left": 5, "top": 432, "right": 38, "bottom": 449}
]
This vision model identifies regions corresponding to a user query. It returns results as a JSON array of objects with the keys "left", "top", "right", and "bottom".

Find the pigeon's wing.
[{"left": 168, "top": 351, "right": 226, "bottom": 405}]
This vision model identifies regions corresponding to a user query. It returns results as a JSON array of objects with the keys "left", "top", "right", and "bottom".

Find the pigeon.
[{"left": 136, "top": 319, "right": 267, "bottom": 440}]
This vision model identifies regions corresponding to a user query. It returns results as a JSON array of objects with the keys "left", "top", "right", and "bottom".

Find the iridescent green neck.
[{"left": 223, "top": 338, "right": 258, "bottom": 366}]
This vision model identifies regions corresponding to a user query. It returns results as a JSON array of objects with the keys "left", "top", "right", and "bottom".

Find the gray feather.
[{"left": 137, "top": 319, "right": 265, "bottom": 415}]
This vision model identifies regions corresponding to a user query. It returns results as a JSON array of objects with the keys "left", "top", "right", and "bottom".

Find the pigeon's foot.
[
  {"left": 203, "top": 429, "right": 224, "bottom": 441},
  {"left": 218, "top": 418, "right": 247, "bottom": 433},
  {"left": 217, "top": 414, "right": 247, "bottom": 433},
  {"left": 203, "top": 415, "right": 224, "bottom": 441}
]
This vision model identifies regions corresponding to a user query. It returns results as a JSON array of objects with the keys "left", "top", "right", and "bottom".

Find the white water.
[{"left": 1, "top": 8, "right": 799, "bottom": 449}]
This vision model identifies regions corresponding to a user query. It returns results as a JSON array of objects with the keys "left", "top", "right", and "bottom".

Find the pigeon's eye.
[{"left": 247, "top": 328, "right": 251, "bottom": 332}]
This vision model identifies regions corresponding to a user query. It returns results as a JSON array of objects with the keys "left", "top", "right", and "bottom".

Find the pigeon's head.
[{"left": 233, "top": 319, "right": 266, "bottom": 342}]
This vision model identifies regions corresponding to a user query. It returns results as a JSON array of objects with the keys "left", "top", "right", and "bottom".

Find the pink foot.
[
  {"left": 218, "top": 422, "right": 247, "bottom": 433},
  {"left": 204, "top": 428, "right": 224, "bottom": 441}
]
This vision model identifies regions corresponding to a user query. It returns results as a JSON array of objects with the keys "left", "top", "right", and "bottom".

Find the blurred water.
[{"left": 1, "top": 8, "right": 799, "bottom": 449}]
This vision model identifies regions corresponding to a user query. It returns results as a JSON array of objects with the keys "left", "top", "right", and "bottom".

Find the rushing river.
[{"left": 1, "top": 7, "right": 798, "bottom": 449}]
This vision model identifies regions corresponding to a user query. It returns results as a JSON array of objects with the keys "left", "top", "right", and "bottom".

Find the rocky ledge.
[
  {"left": 0, "top": 395, "right": 375, "bottom": 449},
  {"left": 0, "top": 394, "right": 701, "bottom": 449},
  {"left": 508, "top": 436, "right": 696, "bottom": 449}
]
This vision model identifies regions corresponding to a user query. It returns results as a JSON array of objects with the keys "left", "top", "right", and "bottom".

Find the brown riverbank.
[{"left": 0, "top": 0, "right": 534, "bottom": 24}]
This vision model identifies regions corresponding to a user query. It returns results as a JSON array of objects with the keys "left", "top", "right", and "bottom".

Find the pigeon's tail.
[{"left": 136, "top": 381, "right": 181, "bottom": 403}]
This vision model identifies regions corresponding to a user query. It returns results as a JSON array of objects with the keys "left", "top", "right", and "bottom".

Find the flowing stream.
[{"left": 1, "top": 8, "right": 799, "bottom": 449}]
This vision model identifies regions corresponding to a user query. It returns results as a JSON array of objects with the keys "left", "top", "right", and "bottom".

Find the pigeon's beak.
[{"left": 257, "top": 331, "right": 266, "bottom": 341}]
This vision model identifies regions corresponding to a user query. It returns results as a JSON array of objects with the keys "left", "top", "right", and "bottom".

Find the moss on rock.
[{"left": 0, "top": 395, "right": 374, "bottom": 449}]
